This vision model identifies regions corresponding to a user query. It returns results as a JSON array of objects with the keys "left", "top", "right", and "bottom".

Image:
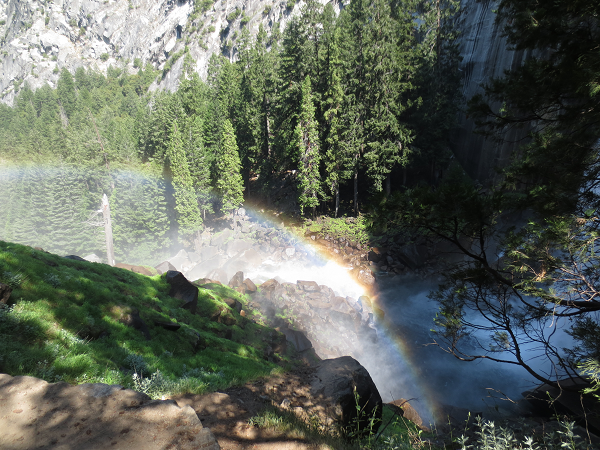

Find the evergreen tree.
[
  {"left": 295, "top": 76, "right": 323, "bottom": 216},
  {"left": 56, "top": 68, "right": 78, "bottom": 121},
  {"left": 322, "top": 22, "right": 353, "bottom": 216},
  {"left": 216, "top": 119, "right": 244, "bottom": 214},
  {"left": 166, "top": 122, "right": 203, "bottom": 242}
]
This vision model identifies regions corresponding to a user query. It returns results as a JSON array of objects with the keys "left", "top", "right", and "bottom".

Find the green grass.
[
  {"left": 247, "top": 404, "right": 429, "bottom": 450},
  {"left": 299, "top": 215, "right": 370, "bottom": 246},
  {"left": 0, "top": 240, "right": 291, "bottom": 398}
]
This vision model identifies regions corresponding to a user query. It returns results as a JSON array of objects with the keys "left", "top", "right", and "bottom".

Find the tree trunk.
[
  {"left": 385, "top": 173, "right": 391, "bottom": 197},
  {"left": 102, "top": 194, "right": 115, "bottom": 266},
  {"left": 354, "top": 168, "right": 358, "bottom": 215},
  {"left": 335, "top": 183, "right": 340, "bottom": 218}
]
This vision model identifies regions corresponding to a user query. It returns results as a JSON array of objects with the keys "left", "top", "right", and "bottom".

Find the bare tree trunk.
[
  {"left": 385, "top": 173, "right": 391, "bottom": 197},
  {"left": 102, "top": 194, "right": 115, "bottom": 266},
  {"left": 353, "top": 168, "right": 358, "bottom": 215},
  {"left": 335, "top": 183, "right": 340, "bottom": 218}
]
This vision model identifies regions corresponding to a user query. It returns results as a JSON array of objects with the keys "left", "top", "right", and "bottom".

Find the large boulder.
[
  {"left": 0, "top": 373, "right": 219, "bottom": 450},
  {"left": 280, "top": 327, "right": 313, "bottom": 352},
  {"left": 115, "top": 263, "right": 154, "bottom": 277},
  {"left": 310, "top": 356, "right": 382, "bottom": 436},
  {"left": 165, "top": 271, "right": 198, "bottom": 314},
  {"left": 154, "top": 260, "right": 177, "bottom": 275}
]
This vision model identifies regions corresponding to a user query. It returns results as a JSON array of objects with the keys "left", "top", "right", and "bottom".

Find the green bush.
[{"left": 99, "top": 52, "right": 109, "bottom": 61}]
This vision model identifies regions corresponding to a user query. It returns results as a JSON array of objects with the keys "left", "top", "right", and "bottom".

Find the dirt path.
[{"left": 171, "top": 365, "right": 337, "bottom": 450}]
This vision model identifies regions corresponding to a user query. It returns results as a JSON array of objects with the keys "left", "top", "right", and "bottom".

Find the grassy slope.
[{"left": 0, "top": 240, "right": 287, "bottom": 397}]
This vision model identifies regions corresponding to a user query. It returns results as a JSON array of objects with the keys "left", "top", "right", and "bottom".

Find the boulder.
[
  {"left": 185, "top": 255, "right": 226, "bottom": 282},
  {"left": 310, "top": 356, "right": 382, "bottom": 436},
  {"left": 226, "top": 239, "right": 253, "bottom": 257},
  {"left": 115, "top": 263, "right": 154, "bottom": 276},
  {"left": 242, "top": 278, "right": 257, "bottom": 293},
  {"left": 0, "top": 283, "right": 12, "bottom": 305},
  {"left": 210, "top": 228, "right": 233, "bottom": 247},
  {"left": 199, "top": 245, "right": 219, "bottom": 261},
  {"left": 387, "top": 399, "right": 429, "bottom": 431},
  {"left": 297, "top": 280, "right": 320, "bottom": 292},
  {"left": 168, "top": 252, "right": 193, "bottom": 273},
  {"left": 165, "top": 271, "right": 198, "bottom": 315},
  {"left": 228, "top": 271, "right": 244, "bottom": 289},
  {"left": 522, "top": 378, "right": 600, "bottom": 434},
  {"left": 153, "top": 320, "right": 181, "bottom": 332},
  {"left": 83, "top": 253, "right": 102, "bottom": 263},
  {"left": 223, "top": 297, "right": 242, "bottom": 313},
  {"left": 205, "top": 268, "right": 228, "bottom": 285},
  {"left": 0, "top": 373, "right": 219, "bottom": 450},
  {"left": 281, "top": 327, "right": 313, "bottom": 352},
  {"left": 64, "top": 255, "right": 86, "bottom": 261},
  {"left": 154, "top": 260, "right": 177, "bottom": 275},
  {"left": 285, "top": 247, "right": 296, "bottom": 257},
  {"left": 121, "top": 309, "right": 151, "bottom": 340}
]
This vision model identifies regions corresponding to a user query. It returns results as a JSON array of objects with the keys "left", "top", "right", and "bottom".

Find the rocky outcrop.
[
  {"left": 249, "top": 277, "right": 378, "bottom": 360},
  {"left": 0, "top": 373, "right": 220, "bottom": 450},
  {"left": 0, "top": 0, "right": 339, "bottom": 105}
]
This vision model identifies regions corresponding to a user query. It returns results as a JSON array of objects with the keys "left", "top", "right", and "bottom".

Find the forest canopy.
[{"left": 0, "top": 0, "right": 462, "bottom": 263}]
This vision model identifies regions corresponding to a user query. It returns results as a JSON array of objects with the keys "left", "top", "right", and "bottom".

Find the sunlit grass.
[{"left": 0, "top": 240, "right": 291, "bottom": 398}]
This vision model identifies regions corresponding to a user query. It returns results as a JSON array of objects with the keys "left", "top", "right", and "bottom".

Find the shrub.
[{"left": 99, "top": 53, "right": 109, "bottom": 61}]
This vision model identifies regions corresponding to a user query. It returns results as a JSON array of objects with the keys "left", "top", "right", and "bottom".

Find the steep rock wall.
[
  {"left": 0, "top": 0, "right": 321, "bottom": 105},
  {"left": 452, "top": 0, "right": 533, "bottom": 182}
]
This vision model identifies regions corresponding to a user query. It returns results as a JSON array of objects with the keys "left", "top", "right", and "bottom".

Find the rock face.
[
  {"left": 310, "top": 356, "right": 382, "bottom": 435},
  {"left": 0, "top": 0, "right": 337, "bottom": 105},
  {"left": 0, "top": 373, "right": 220, "bottom": 450},
  {"left": 452, "top": 0, "right": 533, "bottom": 182}
]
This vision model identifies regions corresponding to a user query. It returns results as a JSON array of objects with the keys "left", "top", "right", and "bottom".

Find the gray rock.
[
  {"left": 211, "top": 228, "right": 233, "bottom": 248},
  {"left": 280, "top": 327, "right": 312, "bottom": 352},
  {"left": 165, "top": 270, "right": 198, "bottom": 314},
  {"left": 199, "top": 245, "right": 219, "bottom": 261},
  {"left": 297, "top": 280, "right": 320, "bottom": 292},
  {"left": 228, "top": 270, "right": 244, "bottom": 288},
  {"left": 310, "top": 356, "right": 382, "bottom": 436},
  {"left": 155, "top": 260, "right": 177, "bottom": 275},
  {"left": 205, "top": 268, "right": 228, "bottom": 285},
  {"left": 226, "top": 239, "right": 253, "bottom": 257},
  {"left": 185, "top": 255, "right": 226, "bottom": 282},
  {"left": 0, "top": 283, "right": 12, "bottom": 304},
  {"left": 0, "top": 373, "right": 219, "bottom": 450},
  {"left": 83, "top": 253, "right": 102, "bottom": 263}
]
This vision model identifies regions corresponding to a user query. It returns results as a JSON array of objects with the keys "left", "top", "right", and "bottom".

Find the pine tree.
[
  {"left": 216, "top": 119, "right": 244, "bottom": 215},
  {"left": 166, "top": 122, "right": 203, "bottom": 242},
  {"left": 322, "top": 22, "right": 353, "bottom": 216},
  {"left": 296, "top": 76, "right": 323, "bottom": 216},
  {"left": 56, "top": 68, "right": 78, "bottom": 121}
]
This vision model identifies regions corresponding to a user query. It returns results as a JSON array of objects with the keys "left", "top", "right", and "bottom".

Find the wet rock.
[
  {"left": 165, "top": 271, "right": 198, "bottom": 315},
  {"left": 228, "top": 271, "right": 244, "bottom": 289},
  {"left": 223, "top": 297, "right": 243, "bottom": 313},
  {"left": 205, "top": 268, "right": 228, "bottom": 285},
  {"left": 199, "top": 245, "right": 219, "bottom": 261},
  {"left": 226, "top": 239, "right": 253, "bottom": 257},
  {"left": 155, "top": 260, "right": 177, "bottom": 275},
  {"left": 210, "top": 228, "right": 233, "bottom": 247},
  {"left": 297, "top": 280, "right": 320, "bottom": 292}
]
